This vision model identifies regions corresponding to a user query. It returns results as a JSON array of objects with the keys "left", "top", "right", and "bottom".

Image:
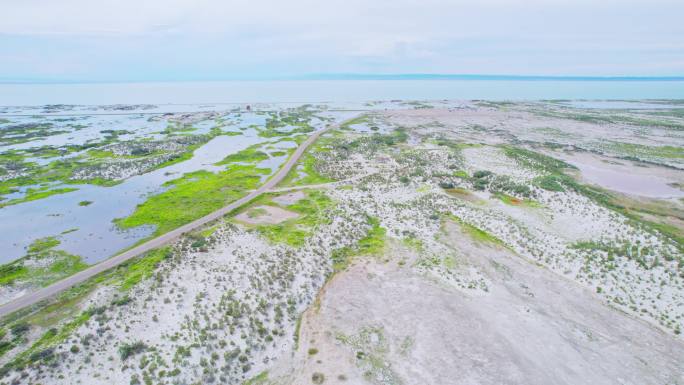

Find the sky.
[{"left": 1, "top": 0, "right": 683, "bottom": 82}]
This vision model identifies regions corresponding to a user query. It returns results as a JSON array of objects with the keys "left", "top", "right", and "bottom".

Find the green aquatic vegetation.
[
  {"left": 0, "top": 265, "right": 28, "bottom": 287},
  {"left": 85, "top": 149, "right": 118, "bottom": 159},
  {"left": 115, "top": 164, "right": 268, "bottom": 235},
  {"left": 253, "top": 190, "right": 334, "bottom": 247},
  {"left": 0, "top": 186, "right": 78, "bottom": 207},
  {"left": 0, "top": 131, "right": 231, "bottom": 207},
  {"left": 144, "top": 144, "right": 201, "bottom": 173},
  {"left": 32, "top": 144, "right": 92, "bottom": 159},
  {"left": 0, "top": 237, "right": 87, "bottom": 288},
  {"left": 162, "top": 122, "right": 199, "bottom": 134},
  {"left": 0, "top": 122, "right": 69, "bottom": 146},
  {"left": 216, "top": 129, "right": 243, "bottom": 137},
  {"left": 216, "top": 144, "right": 269, "bottom": 165},
  {"left": 258, "top": 126, "right": 314, "bottom": 138},
  {"left": 340, "top": 114, "right": 369, "bottom": 130},
  {"left": 28, "top": 237, "right": 60, "bottom": 253},
  {"left": 0, "top": 157, "right": 108, "bottom": 206},
  {"left": 258, "top": 108, "right": 318, "bottom": 137},
  {"left": 78, "top": 200, "right": 93, "bottom": 206}
]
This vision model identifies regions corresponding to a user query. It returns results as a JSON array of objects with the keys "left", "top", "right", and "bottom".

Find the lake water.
[
  {"left": 0, "top": 109, "right": 337, "bottom": 264},
  {"left": 1, "top": 80, "right": 684, "bottom": 106}
]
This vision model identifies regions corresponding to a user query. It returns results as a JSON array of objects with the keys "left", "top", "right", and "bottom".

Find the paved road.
[{"left": 0, "top": 121, "right": 341, "bottom": 318}]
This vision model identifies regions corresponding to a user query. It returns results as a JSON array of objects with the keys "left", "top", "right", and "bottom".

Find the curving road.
[{"left": 0, "top": 120, "right": 343, "bottom": 319}]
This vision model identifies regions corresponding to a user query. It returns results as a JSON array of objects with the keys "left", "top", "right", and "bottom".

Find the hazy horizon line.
[{"left": 2, "top": 73, "right": 684, "bottom": 84}]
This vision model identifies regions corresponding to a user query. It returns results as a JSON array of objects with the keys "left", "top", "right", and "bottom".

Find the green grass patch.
[
  {"left": 252, "top": 190, "right": 334, "bottom": 247},
  {"left": 340, "top": 114, "right": 369, "bottom": 130},
  {"left": 119, "top": 247, "right": 172, "bottom": 291},
  {"left": 402, "top": 236, "right": 424, "bottom": 251},
  {"left": 0, "top": 237, "right": 87, "bottom": 288},
  {"left": 115, "top": 164, "right": 268, "bottom": 236},
  {"left": 604, "top": 141, "right": 684, "bottom": 160},
  {"left": 0, "top": 130, "right": 233, "bottom": 207},
  {"left": 243, "top": 371, "right": 269, "bottom": 385},
  {"left": 502, "top": 146, "right": 576, "bottom": 174},
  {"left": 0, "top": 186, "right": 78, "bottom": 208},
  {"left": 533, "top": 174, "right": 567, "bottom": 192},
  {"left": 331, "top": 217, "right": 386, "bottom": 273},
  {"left": 357, "top": 217, "right": 386, "bottom": 255},
  {"left": 216, "top": 144, "right": 269, "bottom": 165},
  {"left": 462, "top": 223, "right": 504, "bottom": 246},
  {"left": 246, "top": 207, "right": 268, "bottom": 218},
  {"left": 494, "top": 192, "right": 542, "bottom": 207},
  {"left": 281, "top": 152, "right": 334, "bottom": 187},
  {"left": 447, "top": 215, "right": 506, "bottom": 248}
]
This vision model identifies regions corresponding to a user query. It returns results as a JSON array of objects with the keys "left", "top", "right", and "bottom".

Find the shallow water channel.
[{"left": 0, "top": 110, "right": 301, "bottom": 264}]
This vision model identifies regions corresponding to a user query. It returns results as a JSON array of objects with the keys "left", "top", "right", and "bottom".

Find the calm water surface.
[{"left": 1, "top": 80, "right": 683, "bottom": 105}]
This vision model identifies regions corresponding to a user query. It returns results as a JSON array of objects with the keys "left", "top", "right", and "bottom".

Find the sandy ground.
[
  {"left": 270, "top": 222, "right": 684, "bottom": 385},
  {"left": 271, "top": 191, "right": 307, "bottom": 205},
  {"left": 234, "top": 205, "right": 299, "bottom": 224},
  {"left": 549, "top": 150, "right": 684, "bottom": 199},
  {"left": 5, "top": 103, "right": 684, "bottom": 385}
]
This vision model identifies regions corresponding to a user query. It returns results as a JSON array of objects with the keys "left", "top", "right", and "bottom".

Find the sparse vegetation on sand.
[
  {"left": 2, "top": 101, "right": 684, "bottom": 385},
  {"left": 247, "top": 190, "right": 335, "bottom": 247}
]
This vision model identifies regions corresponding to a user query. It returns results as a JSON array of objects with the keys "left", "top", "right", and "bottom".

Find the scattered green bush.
[{"left": 118, "top": 341, "right": 147, "bottom": 360}]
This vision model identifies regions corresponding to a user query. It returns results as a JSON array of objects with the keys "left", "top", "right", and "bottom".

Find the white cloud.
[{"left": 0, "top": 0, "right": 682, "bottom": 78}]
